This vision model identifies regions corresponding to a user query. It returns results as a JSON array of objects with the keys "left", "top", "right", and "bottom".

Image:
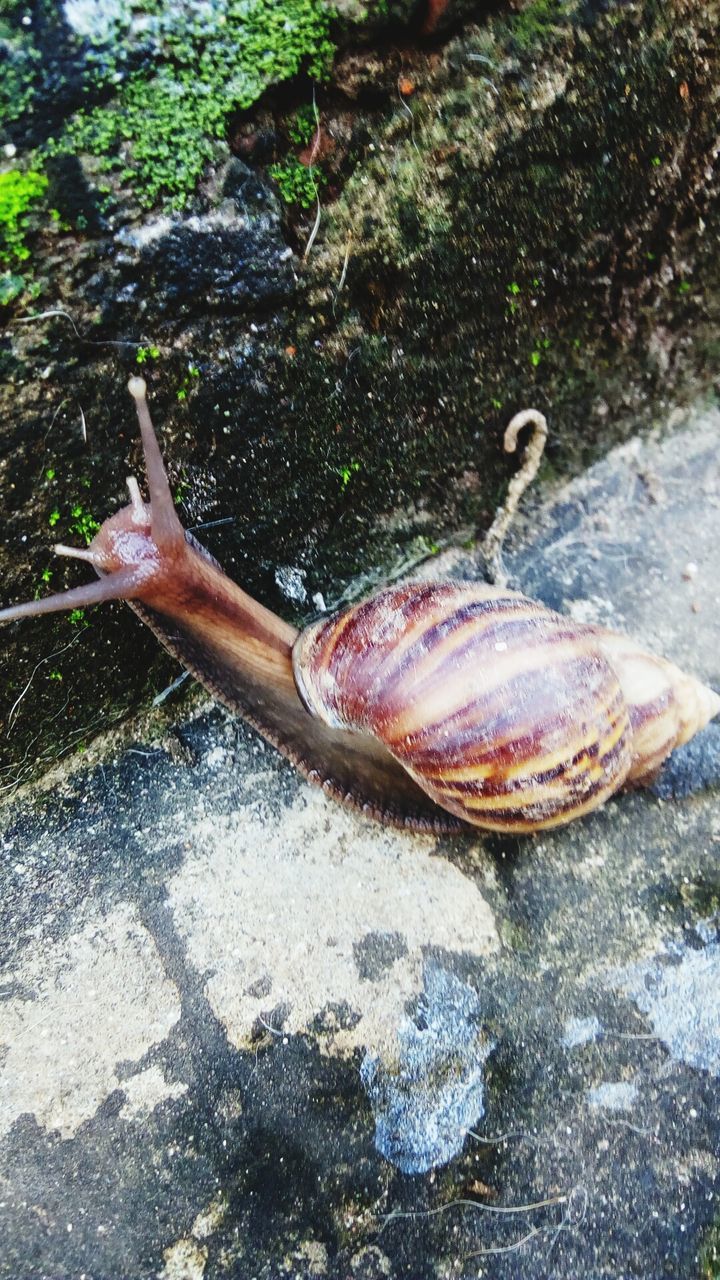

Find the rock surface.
[{"left": 1, "top": 398, "right": 719, "bottom": 1278}]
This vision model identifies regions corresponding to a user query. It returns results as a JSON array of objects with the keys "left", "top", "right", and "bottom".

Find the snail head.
[{"left": 0, "top": 377, "right": 186, "bottom": 624}]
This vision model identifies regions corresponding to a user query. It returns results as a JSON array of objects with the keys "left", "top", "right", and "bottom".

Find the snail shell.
[{"left": 293, "top": 582, "right": 720, "bottom": 834}]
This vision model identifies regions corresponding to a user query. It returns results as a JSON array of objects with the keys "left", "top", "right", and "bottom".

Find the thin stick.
[
  {"left": 303, "top": 90, "right": 322, "bottom": 259},
  {"left": 15, "top": 309, "right": 151, "bottom": 350},
  {"left": 333, "top": 234, "right": 352, "bottom": 313},
  {"left": 464, "top": 1225, "right": 543, "bottom": 1258},
  {"left": 304, "top": 196, "right": 322, "bottom": 259},
  {"left": 6, "top": 632, "right": 83, "bottom": 733},
  {"left": 482, "top": 408, "right": 548, "bottom": 586},
  {"left": 307, "top": 88, "right": 322, "bottom": 166},
  {"left": 380, "top": 1190, "right": 568, "bottom": 1225},
  {"left": 152, "top": 670, "right": 190, "bottom": 707}
]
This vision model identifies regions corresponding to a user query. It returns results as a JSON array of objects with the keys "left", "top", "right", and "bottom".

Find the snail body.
[{"left": 0, "top": 378, "right": 717, "bottom": 834}]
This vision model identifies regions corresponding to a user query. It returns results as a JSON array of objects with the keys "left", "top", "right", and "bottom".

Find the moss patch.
[
  {"left": 0, "top": 167, "right": 48, "bottom": 304},
  {"left": 51, "top": 1, "right": 336, "bottom": 210},
  {"left": 701, "top": 1219, "right": 720, "bottom": 1280},
  {"left": 269, "top": 155, "right": 324, "bottom": 207},
  {"left": 510, "top": 0, "right": 578, "bottom": 52}
]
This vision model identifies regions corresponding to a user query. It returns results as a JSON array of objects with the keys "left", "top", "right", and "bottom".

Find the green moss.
[
  {"left": 288, "top": 104, "right": 318, "bottom": 145},
  {"left": 176, "top": 363, "right": 201, "bottom": 402},
  {"left": 701, "top": 1218, "right": 720, "bottom": 1280},
  {"left": 55, "top": 0, "right": 336, "bottom": 210},
  {"left": 679, "top": 875, "right": 720, "bottom": 921},
  {"left": 337, "top": 459, "right": 361, "bottom": 489},
  {"left": 0, "top": 5, "right": 40, "bottom": 132},
  {"left": 510, "top": 0, "right": 576, "bottom": 52},
  {"left": 269, "top": 155, "right": 324, "bottom": 207},
  {"left": 136, "top": 345, "right": 161, "bottom": 364},
  {"left": 0, "top": 167, "right": 47, "bottom": 302},
  {"left": 69, "top": 504, "right": 101, "bottom": 546}
]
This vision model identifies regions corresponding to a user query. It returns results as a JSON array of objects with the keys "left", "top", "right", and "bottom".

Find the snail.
[{"left": 1, "top": 377, "right": 717, "bottom": 835}]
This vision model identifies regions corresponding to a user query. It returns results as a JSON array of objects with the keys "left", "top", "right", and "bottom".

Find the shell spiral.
[{"left": 293, "top": 582, "right": 643, "bottom": 833}]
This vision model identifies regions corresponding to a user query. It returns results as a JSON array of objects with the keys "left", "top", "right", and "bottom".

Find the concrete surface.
[{"left": 1, "top": 399, "right": 719, "bottom": 1278}]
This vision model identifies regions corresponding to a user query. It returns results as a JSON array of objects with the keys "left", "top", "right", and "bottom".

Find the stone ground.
[{"left": 1, "top": 400, "right": 719, "bottom": 1279}]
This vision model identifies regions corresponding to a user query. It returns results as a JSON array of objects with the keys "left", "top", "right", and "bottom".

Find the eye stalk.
[
  {"left": 127, "top": 376, "right": 184, "bottom": 553},
  {"left": 0, "top": 377, "right": 179, "bottom": 624}
]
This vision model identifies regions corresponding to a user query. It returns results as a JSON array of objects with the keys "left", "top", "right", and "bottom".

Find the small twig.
[
  {"left": 307, "top": 89, "right": 322, "bottom": 166},
  {"left": 16, "top": 308, "right": 84, "bottom": 339},
  {"left": 257, "top": 1015, "right": 284, "bottom": 1037},
  {"left": 467, "top": 1125, "right": 541, "bottom": 1146},
  {"left": 380, "top": 1190, "right": 568, "bottom": 1227},
  {"left": 7, "top": 632, "right": 83, "bottom": 733},
  {"left": 303, "top": 91, "right": 323, "bottom": 259},
  {"left": 187, "top": 517, "right": 236, "bottom": 533},
  {"left": 397, "top": 80, "right": 419, "bottom": 153},
  {"left": 152, "top": 671, "right": 191, "bottom": 707},
  {"left": 333, "top": 234, "right": 352, "bottom": 313},
  {"left": 464, "top": 1226, "right": 544, "bottom": 1258},
  {"left": 15, "top": 308, "right": 149, "bottom": 350},
  {"left": 461, "top": 1185, "right": 587, "bottom": 1262},
  {"left": 304, "top": 197, "right": 322, "bottom": 259},
  {"left": 603, "top": 1116, "right": 659, "bottom": 1140},
  {"left": 482, "top": 408, "right": 548, "bottom": 586}
]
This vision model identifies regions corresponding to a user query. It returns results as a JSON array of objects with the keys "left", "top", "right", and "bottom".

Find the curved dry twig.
[{"left": 482, "top": 407, "right": 549, "bottom": 586}]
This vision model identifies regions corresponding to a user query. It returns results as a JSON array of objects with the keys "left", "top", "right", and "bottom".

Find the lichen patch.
[
  {"left": 166, "top": 788, "right": 498, "bottom": 1060},
  {"left": 0, "top": 903, "right": 181, "bottom": 1139}
]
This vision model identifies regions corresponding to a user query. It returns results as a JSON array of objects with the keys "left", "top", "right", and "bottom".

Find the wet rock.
[{"left": 122, "top": 206, "right": 294, "bottom": 316}]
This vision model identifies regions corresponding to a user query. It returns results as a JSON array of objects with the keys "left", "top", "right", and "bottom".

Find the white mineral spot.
[
  {"left": 63, "top": 0, "right": 126, "bottom": 40},
  {"left": 119, "top": 1065, "right": 187, "bottom": 1121},
  {"left": 167, "top": 789, "right": 498, "bottom": 1059},
  {"left": 0, "top": 903, "right": 181, "bottom": 1139},
  {"left": 361, "top": 965, "right": 493, "bottom": 1173},
  {"left": 567, "top": 595, "right": 616, "bottom": 625},
  {"left": 614, "top": 938, "right": 720, "bottom": 1076},
  {"left": 117, "top": 216, "right": 174, "bottom": 249},
  {"left": 204, "top": 747, "right": 228, "bottom": 770},
  {"left": 562, "top": 1014, "right": 602, "bottom": 1049},
  {"left": 274, "top": 565, "right": 307, "bottom": 604},
  {"left": 587, "top": 1080, "right": 639, "bottom": 1111}
]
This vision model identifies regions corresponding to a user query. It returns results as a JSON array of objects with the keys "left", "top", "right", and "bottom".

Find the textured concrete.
[{"left": 1, "top": 400, "right": 719, "bottom": 1278}]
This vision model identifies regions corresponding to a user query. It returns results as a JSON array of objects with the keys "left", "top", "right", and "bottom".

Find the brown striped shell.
[{"left": 292, "top": 582, "right": 720, "bottom": 834}]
